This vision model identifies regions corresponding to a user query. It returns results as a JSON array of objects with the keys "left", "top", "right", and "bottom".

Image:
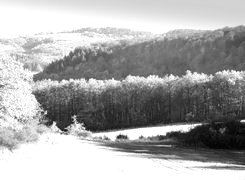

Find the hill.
[
  {"left": 0, "top": 27, "right": 154, "bottom": 72},
  {"left": 34, "top": 26, "right": 245, "bottom": 81}
]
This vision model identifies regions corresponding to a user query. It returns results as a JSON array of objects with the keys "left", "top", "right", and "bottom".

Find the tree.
[{"left": 0, "top": 56, "right": 42, "bottom": 129}]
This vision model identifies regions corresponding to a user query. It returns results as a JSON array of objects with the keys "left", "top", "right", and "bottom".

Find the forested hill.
[
  {"left": 34, "top": 26, "right": 245, "bottom": 81},
  {"left": 0, "top": 27, "right": 153, "bottom": 72}
]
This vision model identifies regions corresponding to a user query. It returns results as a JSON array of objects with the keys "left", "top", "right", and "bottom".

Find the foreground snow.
[
  {"left": 93, "top": 123, "right": 201, "bottom": 140},
  {"left": 0, "top": 132, "right": 245, "bottom": 180}
]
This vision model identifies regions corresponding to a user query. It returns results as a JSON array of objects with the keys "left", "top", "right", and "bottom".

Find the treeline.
[{"left": 33, "top": 70, "right": 245, "bottom": 131}]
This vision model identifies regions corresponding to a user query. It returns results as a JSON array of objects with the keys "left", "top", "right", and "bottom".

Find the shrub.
[
  {"left": 14, "top": 126, "right": 39, "bottom": 143},
  {"left": 0, "top": 127, "right": 19, "bottom": 149},
  {"left": 50, "top": 122, "right": 62, "bottom": 133},
  {"left": 155, "top": 135, "right": 166, "bottom": 141},
  {"left": 93, "top": 136, "right": 111, "bottom": 141},
  {"left": 139, "top": 135, "right": 145, "bottom": 140},
  {"left": 66, "top": 116, "right": 91, "bottom": 138},
  {"left": 116, "top": 134, "right": 129, "bottom": 140},
  {"left": 36, "top": 124, "right": 51, "bottom": 134},
  {"left": 0, "top": 125, "right": 40, "bottom": 150},
  {"left": 102, "top": 136, "right": 111, "bottom": 141},
  {"left": 143, "top": 135, "right": 166, "bottom": 141}
]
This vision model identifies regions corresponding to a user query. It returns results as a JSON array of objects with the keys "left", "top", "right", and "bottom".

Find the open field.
[
  {"left": 0, "top": 130, "right": 245, "bottom": 180},
  {"left": 93, "top": 123, "right": 201, "bottom": 140}
]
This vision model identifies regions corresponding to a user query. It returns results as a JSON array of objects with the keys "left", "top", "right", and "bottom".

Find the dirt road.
[{"left": 0, "top": 133, "right": 245, "bottom": 180}]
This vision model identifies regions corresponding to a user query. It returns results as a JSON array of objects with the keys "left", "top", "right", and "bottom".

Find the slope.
[{"left": 0, "top": 27, "right": 154, "bottom": 72}]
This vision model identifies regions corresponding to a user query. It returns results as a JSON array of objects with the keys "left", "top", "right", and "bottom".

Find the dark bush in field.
[
  {"left": 116, "top": 134, "right": 129, "bottom": 140},
  {"left": 138, "top": 135, "right": 145, "bottom": 140},
  {"left": 167, "top": 121, "right": 245, "bottom": 149}
]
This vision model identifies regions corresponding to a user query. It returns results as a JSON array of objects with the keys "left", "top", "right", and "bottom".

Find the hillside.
[
  {"left": 34, "top": 26, "right": 245, "bottom": 81},
  {"left": 0, "top": 27, "right": 154, "bottom": 72}
]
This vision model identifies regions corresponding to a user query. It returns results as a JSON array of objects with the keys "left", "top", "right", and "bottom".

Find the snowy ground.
[
  {"left": 0, "top": 125, "right": 245, "bottom": 180},
  {"left": 93, "top": 123, "right": 201, "bottom": 140}
]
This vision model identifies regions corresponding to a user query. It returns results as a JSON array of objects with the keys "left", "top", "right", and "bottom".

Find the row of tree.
[{"left": 33, "top": 70, "right": 245, "bottom": 131}]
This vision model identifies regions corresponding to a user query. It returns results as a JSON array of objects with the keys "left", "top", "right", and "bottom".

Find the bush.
[
  {"left": 36, "top": 124, "right": 51, "bottom": 134},
  {"left": 116, "top": 134, "right": 129, "bottom": 140},
  {"left": 0, "top": 127, "right": 19, "bottom": 149},
  {"left": 155, "top": 135, "right": 166, "bottom": 141},
  {"left": 66, "top": 116, "right": 91, "bottom": 138},
  {"left": 94, "top": 136, "right": 111, "bottom": 141},
  {"left": 102, "top": 136, "right": 111, "bottom": 141},
  {"left": 15, "top": 126, "right": 39, "bottom": 143},
  {"left": 139, "top": 135, "right": 145, "bottom": 140},
  {"left": 0, "top": 125, "right": 40, "bottom": 150},
  {"left": 50, "top": 122, "right": 62, "bottom": 133}
]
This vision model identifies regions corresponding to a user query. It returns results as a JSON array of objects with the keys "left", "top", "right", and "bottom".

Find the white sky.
[{"left": 0, "top": 0, "right": 245, "bottom": 37}]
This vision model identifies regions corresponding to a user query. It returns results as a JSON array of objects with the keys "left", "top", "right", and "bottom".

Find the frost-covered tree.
[
  {"left": 33, "top": 70, "right": 245, "bottom": 131},
  {"left": 0, "top": 57, "right": 42, "bottom": 129}
]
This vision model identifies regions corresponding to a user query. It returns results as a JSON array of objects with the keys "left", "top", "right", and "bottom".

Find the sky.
[{"left": 0, "top": 0, "right": 245, "bottom": 37}]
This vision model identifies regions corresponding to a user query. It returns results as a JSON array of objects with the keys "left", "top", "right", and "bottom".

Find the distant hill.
[
  {"left": 34, "top": 26, "right": 245, "bottom": 81},
  {"left": 0, "top": 27, "right": 154, "bottom": 72},
  {"left": 66, "top": 27, "right": 153, "bottom": 38}
]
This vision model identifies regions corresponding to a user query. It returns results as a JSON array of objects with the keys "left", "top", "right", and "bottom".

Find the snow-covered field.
[
  {"left": 93, "top": 123, "right": 201, "bottom": 140},
  {"left": 0, "top": 132, "right": 245, "bottom": 180}
]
